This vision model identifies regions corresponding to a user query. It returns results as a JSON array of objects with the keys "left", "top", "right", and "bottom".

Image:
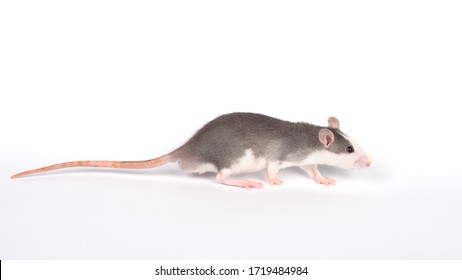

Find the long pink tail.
[{"left": 11, "top": 154, "right": 172, "bottom": 179}]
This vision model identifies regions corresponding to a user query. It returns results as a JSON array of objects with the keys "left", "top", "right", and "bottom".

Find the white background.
[{"left": 1, "top": 0, "right": 462, "bottom": 259}]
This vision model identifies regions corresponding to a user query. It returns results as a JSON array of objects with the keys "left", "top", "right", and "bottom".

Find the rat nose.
[
  {"left": 363, "top": 156, "right": 372, "bottom": 168},
  {"left": 357, "top": 157, "right": 372, "bottom": 168}
]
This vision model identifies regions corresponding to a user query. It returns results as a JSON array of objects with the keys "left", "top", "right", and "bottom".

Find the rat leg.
[
  {"left": 267, "top": 161, "right": 284, "bottom": 185},
  {"left": 216, "top": 170, "right": 263, "bottom": 190},
  {"left": 300, "top": 164, "right": 336, "bottom": 186}
]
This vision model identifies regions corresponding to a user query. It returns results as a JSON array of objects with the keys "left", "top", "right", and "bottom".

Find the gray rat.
[{"left": 11, "top": 112, "right": 371, "bottom": 189}]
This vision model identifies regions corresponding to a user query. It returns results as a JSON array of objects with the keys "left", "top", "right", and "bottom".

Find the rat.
[{"left": 11, "top": 112, "right": 371, "bottom": 189}]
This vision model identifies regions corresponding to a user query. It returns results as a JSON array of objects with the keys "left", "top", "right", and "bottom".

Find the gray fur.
[{"left": 172, "top": 112, "right": 354, "bottom": 171}]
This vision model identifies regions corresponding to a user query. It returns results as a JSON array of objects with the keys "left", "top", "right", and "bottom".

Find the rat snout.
[{"left": 355, "top": 156, "right": 372, "bottom": 169}]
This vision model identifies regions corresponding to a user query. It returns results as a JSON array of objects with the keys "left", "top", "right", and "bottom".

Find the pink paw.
[
  {"left": 315, "top": 176, "right": 336, "bottom": 186},
  {"left": 242, "top": 180, "right": 264, "bottom": 190},
  {"left": 268, "top": 177, "right": 284, "bottom": 186}
]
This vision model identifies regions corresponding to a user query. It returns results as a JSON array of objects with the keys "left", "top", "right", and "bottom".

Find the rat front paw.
[
  {"left": 314, "top": 176, "right": 336, "bottom": 186},
  {"left": 268, "top": 177, "right": 284, "bottom": 186}
]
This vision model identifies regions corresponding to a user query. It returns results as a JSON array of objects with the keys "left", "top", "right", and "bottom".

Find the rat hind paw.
[
  {"left": 240, "top": 180, "right": 264, "bottom": 189},
  {"left": 216, "top": 173, "right": 264, "bottom": 189}
]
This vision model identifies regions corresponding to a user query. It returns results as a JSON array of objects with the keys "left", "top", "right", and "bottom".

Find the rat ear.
[
  {"left": 328, "top": 116, "right": 340, "bottom": 129},
  {"left": 319, "top": 129, "right": 335, "bottom": 148}
]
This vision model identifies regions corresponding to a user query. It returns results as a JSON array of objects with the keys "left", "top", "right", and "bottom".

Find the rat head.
[{"left": 317, "top": 117, "right": 372, "bottom": 169}]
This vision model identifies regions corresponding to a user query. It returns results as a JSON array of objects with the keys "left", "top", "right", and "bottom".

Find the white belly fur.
[
  {"left": 225, "top": 148, "right": 268, "bottom": 175},
  {"left": 184, "top": 162, "right": 218, "bottom": 174},
  {"left": 182, "top": 149, "right": 268, "bottom": 175}
]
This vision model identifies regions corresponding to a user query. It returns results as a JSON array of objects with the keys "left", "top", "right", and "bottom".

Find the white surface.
[{"left": 1, "top": 0, "right": 462, "bottom": 259}]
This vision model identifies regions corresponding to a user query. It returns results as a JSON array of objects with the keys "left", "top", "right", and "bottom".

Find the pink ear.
[
  {"left": 328, "top": 116, "right": 340, "bottom": 129},
  {"left": 319, "top": 129, "right": 335, "bottom": 148}
]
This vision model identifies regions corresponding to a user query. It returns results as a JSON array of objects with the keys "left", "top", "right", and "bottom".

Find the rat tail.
[{"left": 11, "top": 154, "right": 172, "bottom": 179}]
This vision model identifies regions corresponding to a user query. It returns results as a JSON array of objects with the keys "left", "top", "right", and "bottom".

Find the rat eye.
[{"left": 346, "top": 146, "right": 354, "bottom": 153}]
